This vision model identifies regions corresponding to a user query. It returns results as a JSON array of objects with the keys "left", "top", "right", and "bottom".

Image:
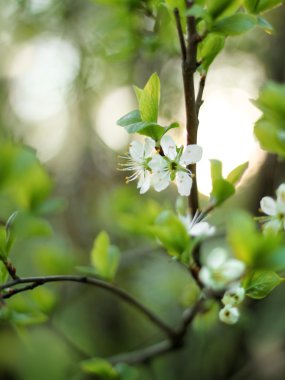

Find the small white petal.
[
  {"left": 263, "top": 219, "right": 283, "bottom": 234},
  {"left": 206, "top": 248, "right": 227, "bottom": 269},
  {"left": 149, "top": 155, "right": 168, "bottom": 171},
  {"left": 152, "top": 172, "right": 171, "bottom": 192},
  {"left": 129, "top": 141, "right": 144, "bottom": 162},
  {"left": 222, "top": 259, "right": 245, "bottom": 282},
  {"left": 260, "top": 196, "right": 277, "bottom": 216},
  {"left": 190, "top": 222, "right": 215, "bottom": 237},
  {"left": 176, "top": 171, "right": 192, "bottom": 196},
  {"left": 160, "top": 135, "right": 177, "bottom": 160},
  {"left": 222, "top": 285, "right": 245, "bottom": 306},
  {"left": 219, "top": 305, "right": 239, "bottom": 325},
  {"left": 276, "top": 184, "right": 285, "bottom": 213},
  {"left": 138, "top": 171, "right": 151, "bottom": 194},
  {"left": 144, "top": 138, "right": 156, "bottom": 158},
  {"left": 198, "top": 267, "right": 214, "bottom": 289},
  {"left": 180, "top": 145, "right": 203, "bottom": 166}
]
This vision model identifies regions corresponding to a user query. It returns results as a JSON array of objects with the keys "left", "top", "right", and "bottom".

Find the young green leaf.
[
  {"left": 212, "top": 13, "right": 257, "bottom": 36},
  {"left": 210, "top": 178, "right": 235, "bottom": 205},
  {"left": 244, "top": 270, "right": 281, "bottom": 299},
  {"left": 226, "top": 162, "right": 248, "bottom": 185},
  {"left": 210, "top": 159, "right": 223, "bottom": 182},
  {"left": 91, "top": 231, "right": 120, "bottom": 281},
  {"left": 139, "top": 73, "right": 160, "bottom": 123},
  {"left": 117, "top": 110, "right": 142, "bottom": 127},
  {"left": 206, "top": 0, "right": 243, "bottom": 19},
  {"left": 81, "top": 358, "right": 118, "bottom": 378},
  {"left": 197, "top": 33, "right": 225, "bottom": 72},
  {"left": 256, "top": 16, "right": 274, "bottom": 34},
  {"left": 253, "top": 0, "right": 284, "bottom": 13}
]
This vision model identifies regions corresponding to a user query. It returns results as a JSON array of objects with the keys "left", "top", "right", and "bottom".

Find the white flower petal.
[
  {"left": 129, "top": 141, "right": 144, "bottom": 162},
  {"left": 206, "top": 248, "right": 227, "bottom": 269},
  {"left": 222, "top": 285, "right": 245, "bottom": 307},
  {"left": 160, "top": 135, "right": 177, "bottom": 160},
  {"left": 138, "top": 171, "right": 151, "bottom": 194},
  {"left": 198, "top": 267, "right": 213, "bottom": 289},
  {"left": 190, "top": 222, "right": 215, "bottom": 237},
  {"left": 144, "top": 138, "right": 156, "bottom": 158},
  {"left": 276, "top": 183, "right": 285, "bottom": 213},
  {"left": 180, "top": 145, "right": 203, "bottom": 166},
  {"left": 176, "top": 171, "right": 192, "bottom": 196},
  {"left": 152, "top": 172, "right": 171, "bottom": 192},
  {"left": 149, "top": 155, "right": 168, "bottom": 171},
  {"left": 219, "top": 305, "right": 239, "bottom": 325},
  {"left": 260, "top": 196, "right": 277, "bottom": 216},
  {"left": 263, "top": 219, "right": 283, "bottom": 234},
  {"left": 222, "top": 259, "right": 245, "bottom": 282}
]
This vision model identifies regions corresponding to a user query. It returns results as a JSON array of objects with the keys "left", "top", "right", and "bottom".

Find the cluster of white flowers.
[
  {"left": 259, "top": 183, "right": 285, "bottom": 234},
  {"left": 119, "top": 136, "right": 202, "bottom": 197},
  {"left": 198, "top": 248, "right": 246, "bottom": 325},
  {"left": 219, "top": 284, "right": 245, "bottom": 325}
]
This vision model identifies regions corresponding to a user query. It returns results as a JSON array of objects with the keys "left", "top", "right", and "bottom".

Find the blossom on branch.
[
  {"left": 199, "top": 248, "right": 245, "bottom": 291},
  {"left": 259, "top": 183, "right": 285, "bottom": 234},
  {"left": 149, "top": 135, "right": 202, "bottom": 196},
  {"left": 119, "top": 138, "right": 155, "bottom": 194}
]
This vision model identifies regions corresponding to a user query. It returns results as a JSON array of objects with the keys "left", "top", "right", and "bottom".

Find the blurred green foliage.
[{"left": 0, "top": 0, "right": 284, "bottom": 380}]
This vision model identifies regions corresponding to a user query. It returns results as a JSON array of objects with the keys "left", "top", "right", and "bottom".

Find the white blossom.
[
  {"left": 179, "top": 212, "right": 215, "bottom": 237},
  {"left": 119, "top": 138, "right": 155, "bottom": 194},
  {"left": 149, "top": 135, "right": 202, "bottom": 196},
  {"left": 199, "top": 248, "right": 245, "bottom": 291},
  {"left": 260, "top": 183, "right": 285, "bottom": 234},
  {"left": 222, "top": 284, "right": 245, "bottom": 307},
  {"left": 219, "top": 305, "right": 240, "bottom": 325}
]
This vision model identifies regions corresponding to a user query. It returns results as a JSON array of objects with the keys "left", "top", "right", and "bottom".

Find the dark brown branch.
[
  {"left": 174, "top": 8, "right": 187, "bottom": 61},
  {"left": 180, "top": 1, "right": 200, "bottom": 215},
  {"left": 108, "top": 297, "right": 205, "bottom": 365},
  {"left": 0, "top": 275, "right": 175, "bottom": 339},
  {"left": 2, "top": 259, "right": 20, "bottom": 280},
  {"left": 196, "top": 74, "right": 206, "bottom": 116}
]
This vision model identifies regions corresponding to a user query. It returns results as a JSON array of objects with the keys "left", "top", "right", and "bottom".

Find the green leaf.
[
  {"left": 211, "top": 179, "right": 235, "bottom": 205},
  {"left": 0, "top": 261, "right": 8, "bottom": 284},
  {"left": 255, "top": 0, "right": 284, "bottom": 13},
  {"left": 226, "top": 162, "right": 248, "bottom": 185},
  {"left": 198, "top": 33, "right": 225, "bottom": 71},
  {"left": 91, "top": 231, "right": 121, "bottom": 281},
  {"left": 149, "top": 210, "right": 189, "bottom": 257},
  {"left": 244, "top": 270, "right": 281, "bottom": 299},
  {"left": 210, "top": 159, "right": 223, "bottom": 182},
  {"left": 244, "top": 0, "right": 260, "bottom": 13},
  {"left": 139, "top": 73, "right": 160, "bottom": 123},
  {"left": 115, "top": 363, "right": 139, "bottom": 380},
  {"left": 133, "top": 87, "right": 144, "bottom": 103},
  {"left": 117, "top": 110, "right": 141, "bottom": 127},
  {"left": 81, "top": 358, "right": 118, "bottom": 378},
  {"left": 117, "top": 109, "right": 166, "bottom": 140},
  {"left": 206, "top": 0, "right": 243, "bottom": 19},
  {"left": 256, "top": 16, "right": 274, "bottom": 34},
  {"left": 212, "top": 13, "right": 257, "bottom": 35}
]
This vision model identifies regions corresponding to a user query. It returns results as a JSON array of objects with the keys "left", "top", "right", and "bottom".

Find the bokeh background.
[{"left": 0, "top": 1, "right": 285, "bottom": 379}]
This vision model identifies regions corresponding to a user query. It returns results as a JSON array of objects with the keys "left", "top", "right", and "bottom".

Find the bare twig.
[
  {"left": 0, "top": 275, "right": 176, "bottom": 339},
  {"left": 196, "top": 74, "right": 206, "bottom": 116},
  {"left": 174, "top": 8, "right": 187, "bottom": 61}
]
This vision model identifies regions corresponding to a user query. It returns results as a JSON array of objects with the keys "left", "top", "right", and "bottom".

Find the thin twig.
[
  {"left": 174, "top": 8, "right": 187, "bottom": 61},
  {"left": 196, "top": 74, "right": 206, "bottom": 116},
  {"left": 108, "top": 297, "right": 205, "bottom": 365},
  {"left": 0, "top": 275, "right": 175, "bottom": 339}
]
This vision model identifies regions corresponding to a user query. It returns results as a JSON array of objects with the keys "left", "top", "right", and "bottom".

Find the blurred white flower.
[
  {"left": 119, "top": 138, "right": 155, "bottom": 194},
  {"left": 222, "top": 284, "right": 245, "bottom": 307},
  {"left": 260, "top": 183, "right": 285, "bottom": 234},
  {"left": 199, "top": 248, "right": 245, "bottom": 291},
  {"left": 219, "top": 305, "right": 240, "bottom": 325},
  {"left": 179, "top": 212, "right": 215, "bottom": 237},
  {"left": 149, "top": 135, "right": 202, "bottom": 196}
]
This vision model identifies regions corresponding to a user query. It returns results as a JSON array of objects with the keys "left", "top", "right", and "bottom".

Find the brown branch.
[
  {"left": 174, "top": 8, "right": 187, "bottom": 61},
  {"left": 2, "top": 259, "right": 20, "bottom": 280},
  {"left": 196, "top": 74, "right": 206, "bottom": 116},
  {"left": 108, "top": 297, "right": 205, "bottom": 365},
  {"left": 0, "top": 275, "right": 176, "bottom": 339}
]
